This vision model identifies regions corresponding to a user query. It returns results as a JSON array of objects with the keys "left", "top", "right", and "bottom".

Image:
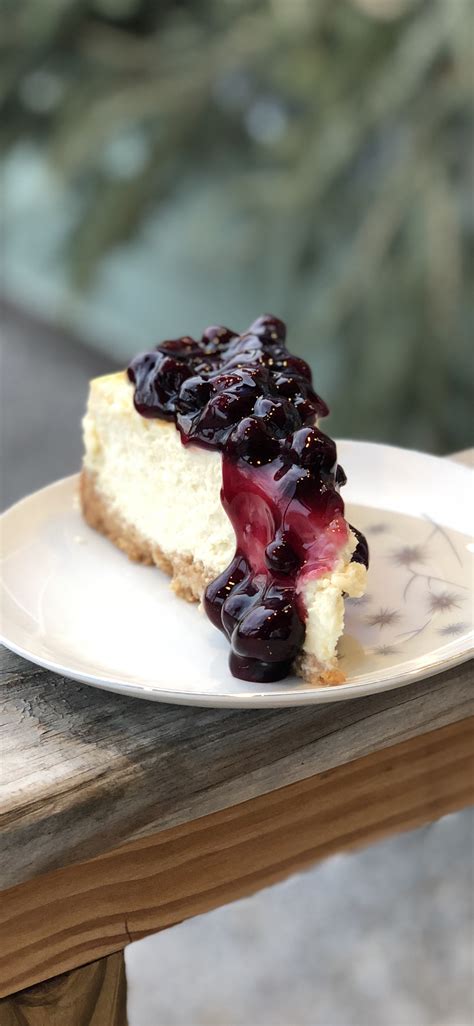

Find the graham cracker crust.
[
  {"left": 80, "top": 468, "right": 346, "bottom": 685},
  {"left": 295, "top": 652, "right": 346, "bottom": 687},
  {"left": 80, "top": 468, "right": 214, "bottom": 603}
]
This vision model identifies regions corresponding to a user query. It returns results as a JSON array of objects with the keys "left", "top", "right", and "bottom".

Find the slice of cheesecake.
[{"left": 81, "top": 316, "right": 368, "bottom": 684}]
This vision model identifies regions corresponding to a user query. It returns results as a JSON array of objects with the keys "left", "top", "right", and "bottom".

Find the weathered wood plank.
[
  {"left": 0, "top": 952, "right": 127, "bottom": 1025},
  {"left": 1, "top": 718, "right": 472, "bottom": 997},
  {"left": 1, "top": 646, "right": 472, "bottom": 890}
]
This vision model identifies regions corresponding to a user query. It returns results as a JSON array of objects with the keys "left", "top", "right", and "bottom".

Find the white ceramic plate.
[{"left": 1, "top": 441, "right": 473, "bottom": 707}]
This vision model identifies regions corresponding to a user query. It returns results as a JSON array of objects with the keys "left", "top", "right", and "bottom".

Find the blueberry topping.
[
  {"left": 226, "top": 417, "right": 280, "bottom": 465},
  {"left": 286, "top": 426, "right": 336, "bottom": 472},
  {"left": 265, "top": 535, "right": 299, "bottom": 575},
  {"left": 349, "top": 525, "right": 370, "bottom": 568},
  {"left": 335, "top": 464, "right": 347, "bottom": 488},
  {"left": 231, "top": 593, "right": 305, "bottom": 665},
  {"left": 128, "top": 316, "right": 368, "bottom": 682}
]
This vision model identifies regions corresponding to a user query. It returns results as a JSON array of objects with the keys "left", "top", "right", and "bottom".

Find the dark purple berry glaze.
[{"left": 128, "top": 316, "right": 368, "bottom": 683}]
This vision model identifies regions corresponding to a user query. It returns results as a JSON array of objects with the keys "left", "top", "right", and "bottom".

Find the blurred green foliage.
[{"left": 1, "top": 0, "right": 473, "bottom": 450}]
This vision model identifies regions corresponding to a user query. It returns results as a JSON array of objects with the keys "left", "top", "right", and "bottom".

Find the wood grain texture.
[
  {"left": 1, "top": 647, "right": 472, "bottom": 890},
  {"left": 1, "top": 717, "right": 472, "bottom": 997},
  {"left": 0, "top": 952, "right": 127, "bottom": 1025}
]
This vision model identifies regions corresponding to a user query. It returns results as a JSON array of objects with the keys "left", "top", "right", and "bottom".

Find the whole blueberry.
[
  {"left": 178, "top": 375, "right": 213, "bottom": 412},
  {"left": 231, "top": 597, "right": 304, "bottom": 663},
  {"left": 226, "top": 417, "right": 281, "bottom": 465},
  {"left": 286, "top": 427, "right": 337, "bottom": 471},
  {"left": 248, "top": 314, "right": 287, "bottom": 342}
]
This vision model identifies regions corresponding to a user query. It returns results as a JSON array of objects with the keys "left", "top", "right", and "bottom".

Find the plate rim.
[
  {"left": 1, "top": 442, "right": 473, "bottom": 708},
  {"left": 1, "top": 631, "right": 472, "bottom": 708}
]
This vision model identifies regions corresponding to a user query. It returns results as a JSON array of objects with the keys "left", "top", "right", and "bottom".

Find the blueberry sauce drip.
[{"left": 128, "top": 316, "right": 368, "bottom": 683}]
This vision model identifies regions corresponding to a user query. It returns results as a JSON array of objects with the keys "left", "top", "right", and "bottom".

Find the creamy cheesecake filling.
[
  {"left": 84, "top": 380, "right": 234, "bottom": 576},
  {"left": 123, "top": 315, "right": 369, "bottom": 683}
]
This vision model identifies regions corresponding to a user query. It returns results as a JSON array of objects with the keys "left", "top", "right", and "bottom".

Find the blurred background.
[
  {"left": 1, "top": 1, "right": 473, "bottom": 1024},
  {"left": 1, "top": 0, "right": 473, "bottom": 454}
]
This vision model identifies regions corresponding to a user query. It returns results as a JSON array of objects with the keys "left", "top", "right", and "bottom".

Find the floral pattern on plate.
[{"left": 342, "top": 504, "right": 473, "bottom": 674}]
